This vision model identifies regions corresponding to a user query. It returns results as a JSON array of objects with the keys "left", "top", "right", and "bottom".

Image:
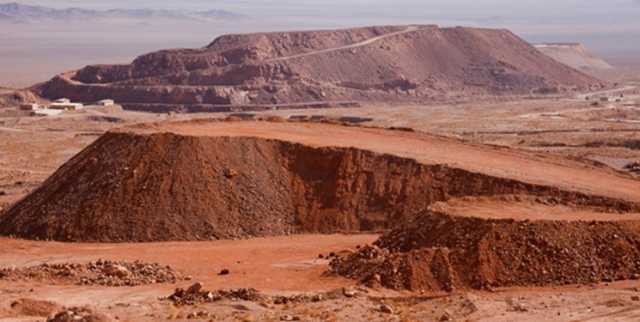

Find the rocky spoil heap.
[
  {"left": 168, "top": 282, "right": 265, "bottom": 306},
  {"left": 0, "top": 260, "right": 183, "bottom": 286},
  {"left": 167, "top": 282, "right": 354, "bottom": 306},
  {"left": 331, "top": 212, "right": 640, "bottom": 291},
  {"left": 35, "top": 25, "right": 604, "bottom": 111},
  {"left": 1, "top": 129, "right": 638, "bottom": 242}
]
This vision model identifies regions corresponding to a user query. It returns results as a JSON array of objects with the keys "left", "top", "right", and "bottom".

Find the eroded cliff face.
[
  {"left": 35, "top": 25, "right": 605, "bottom": 111},
  {"left": 1, "top": 131, "right": 635, "bottom": 242}
]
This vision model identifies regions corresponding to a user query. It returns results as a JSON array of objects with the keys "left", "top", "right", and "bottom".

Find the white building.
[
  {"left": 54, "top": 98, "right": 71, "bottom": 104},
  {"left": 97, "top": 99, "right": 115, "bottom": 106},
  {"left": 49, "top": 102, "right": 84, "bottom": 110}
]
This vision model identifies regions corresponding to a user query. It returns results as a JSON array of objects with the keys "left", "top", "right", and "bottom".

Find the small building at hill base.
[
  {"left": 54, "top": 98, "right": 71, "bottom": 104},
  {"left": 48, "top": 102, "right": 84, "bottom": 110},
  {"left": 97, "top": 99, "right": 115, "bottom": 106}
]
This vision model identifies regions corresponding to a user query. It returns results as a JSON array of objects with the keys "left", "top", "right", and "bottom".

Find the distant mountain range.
[{"left": 0, "top": 2, "right": 243, "bottom": 22}]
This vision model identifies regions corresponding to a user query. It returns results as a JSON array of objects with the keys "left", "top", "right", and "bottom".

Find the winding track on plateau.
[{"left": 266, "top": 25, "right": 422, "bottom": 62}]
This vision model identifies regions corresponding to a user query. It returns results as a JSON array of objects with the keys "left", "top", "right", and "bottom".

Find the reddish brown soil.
[
  {"left": 9, "top": 298, "right": 62, "bottom": 317},
  {"left": 2, "top": 121, "right": 639, "bottom": 242},
  {"left": 35, "top": 25, "right": 604, "bottom": 111},
  {"left": 0, "top": 234, "right": 374, "bottom": 292},
  {"left": 331, "top": 211, "right": 640, "bottom": 292}
]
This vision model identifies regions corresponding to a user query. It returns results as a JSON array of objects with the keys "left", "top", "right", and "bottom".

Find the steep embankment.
[
  {"left": 35, "top": 25, "right": 605, "bottom": 112},
  {"left": 1, "top": 123, "right": 639, "bottom": 242}
]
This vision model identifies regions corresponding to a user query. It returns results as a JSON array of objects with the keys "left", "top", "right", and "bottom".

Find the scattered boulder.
[
  {"left": 102, "top": 264, "right": 130, "bottom": 278},
  {"left": 223, "top": 168, "right": 238, "bottom": 179},
  {"left": 379, "top": 303, "right": 394, "bottom": 314},
  {"left": 187, "top": 282, "right": 204, "bottom": 294},
  {"left": 342, "top": 287, "right": 358, "bottom": 298}
]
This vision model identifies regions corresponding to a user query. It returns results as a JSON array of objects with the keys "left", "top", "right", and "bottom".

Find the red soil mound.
[
  {"left": 35, "top": 25, "right": 604, "bottom": 112},
  {"left": 331, "top": 211, "right": 640, "bottom": 292},
  {"left": 1, "top": 124, "right": 638, "bottom": 242}
]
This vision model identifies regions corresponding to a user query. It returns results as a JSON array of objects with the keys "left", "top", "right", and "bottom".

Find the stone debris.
[
  {"left": 379, "top": 303, "right": 395, "bottom": 314},
  {"left": 47, "top": 307, "right": 112, "bottom": 322},
  {"left": 331, "top": 212, "right": 640, "bottom": 291},
  {"left": 342, "top": 287, "right": 358, "bottom": 298},
  {"left": 0, "top": 260, "right": 183, "bottom": 287},
  {"left": 168, "top": 283, "right": 265, "bottom": 306},
  {"left": 223, "top": 168, "right": 238, "bottom": 178},
  {"left": 167, "top": 282, "right": 348, "bottom": 306}
]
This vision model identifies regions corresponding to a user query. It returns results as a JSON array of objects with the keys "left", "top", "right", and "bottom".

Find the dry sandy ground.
[
  {"left": 430, "top": 195, "right": 640, "bottom": 222},
  {"left": 3, "top": 235, "right": 640, "bottom": 322},
  {"left": 254, "top": 88, "right": 640, "bottom": 173},
  {"left": 2, "top": 87, "right": 640, "bottom": 320}
]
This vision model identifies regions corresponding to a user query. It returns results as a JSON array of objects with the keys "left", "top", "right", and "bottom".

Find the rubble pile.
[
  {"left": 0, "top": 260, "right": 183, "bottom": 286},
  {"left": 46, "top": 307, "right": 112, "bottom": 322},
  {"left": 331, "top": 211, "right": 640, "bottom": 291},
  {"left": 167, "top": 283, "right": 266, "bottom": 306},
  {"left": 167, "top": 282, "right": 347, "bottom": 306}
]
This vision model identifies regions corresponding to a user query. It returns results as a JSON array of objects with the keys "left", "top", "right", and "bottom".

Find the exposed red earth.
[
  {"left": 3, "top": 120, "right": 640, "bottom": 243},
  {"left": 1, "top": 22, "right": 640, "bottom": 321}
]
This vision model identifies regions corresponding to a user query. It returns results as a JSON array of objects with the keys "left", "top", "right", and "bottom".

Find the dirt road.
[{"left": 266, "top": 25, "right": 422, "bottom": 62}]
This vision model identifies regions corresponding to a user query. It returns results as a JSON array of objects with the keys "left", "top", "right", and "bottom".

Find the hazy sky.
[
  {"left": 17, "top": 1, "right": 640, "bottom": 41},
  {"left": 3, "top": 0, "right": 639, "bottom": 87}
]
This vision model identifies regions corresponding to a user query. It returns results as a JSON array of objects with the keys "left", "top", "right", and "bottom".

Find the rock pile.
[
  {"left": 47, "top": 307, "right": 112, "bottom": 322},
  {"left": 3, "top": 129, "right": 638, "bottom": 242},
  {"left": 168, "top": 283, "right": 265, "bottom": 306},
  {"left": 331, "top": 211, "right": 640, "bottom": 291},
  {"left": 167, "top": 282, "right": 347, "bottom": 306},
  {"left": 625, "top": 162, "right": 640, "bottom": 174},
  {"left": 0, "top": 260, "right": 183, "bottom": 286}
]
